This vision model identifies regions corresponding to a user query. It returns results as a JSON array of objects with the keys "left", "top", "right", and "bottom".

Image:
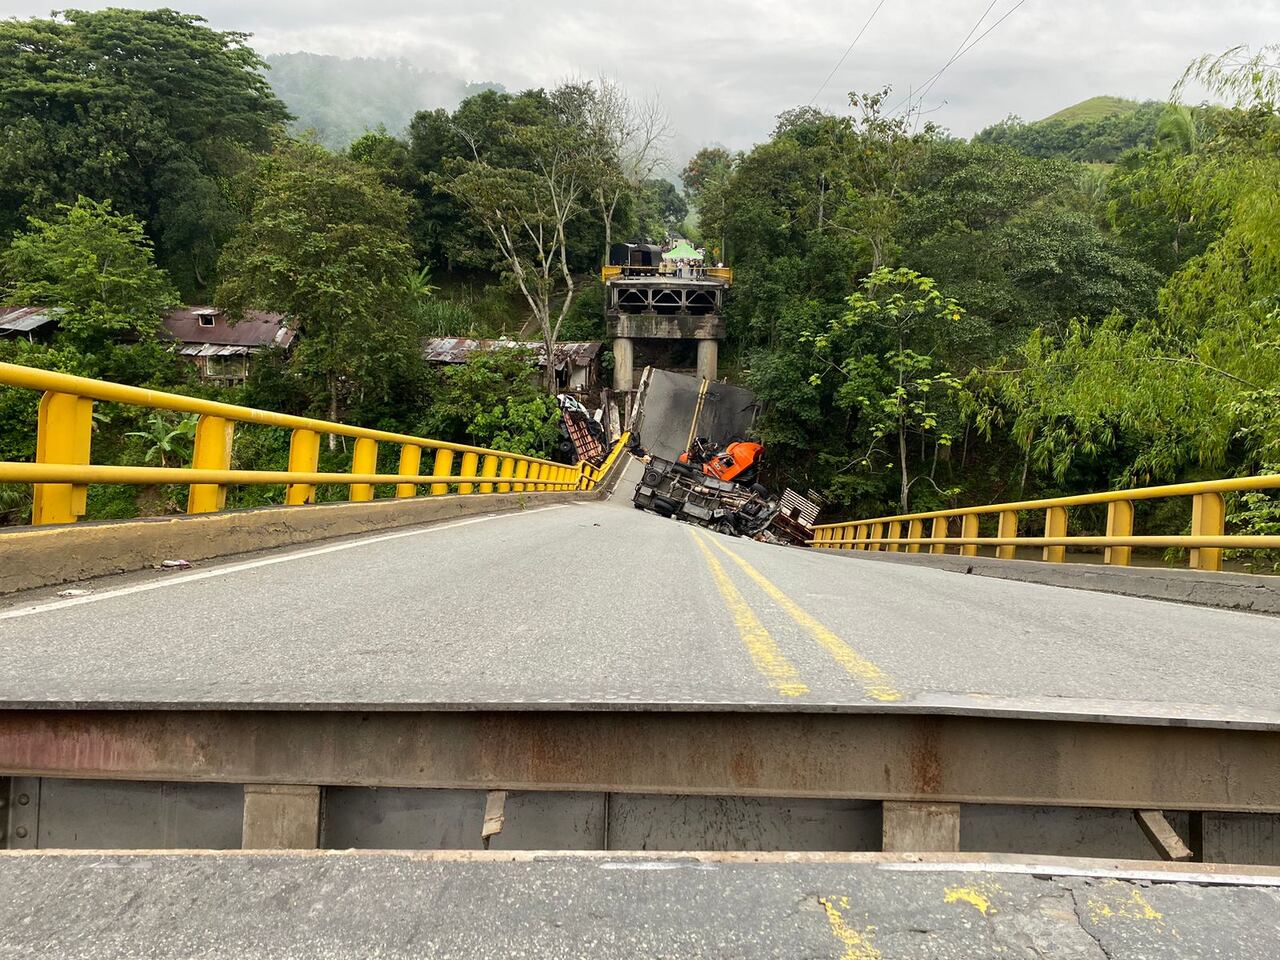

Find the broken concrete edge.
[
  {"left": 2, "top": 847, "right": 1279, "bottom": 886},
  {"left": 0, "top": 487, "right": 596, "bottom": 596},
  {"left": 828, "top": 548, "right": 1280, "bottom": 615}
]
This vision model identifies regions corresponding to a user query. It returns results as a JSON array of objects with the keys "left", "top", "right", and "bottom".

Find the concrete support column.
[
  {"left": 242, "top": 784, "right": 321, "bottom": 849},
  {"left": 612, "top": 337, "right": 635, "bottom": 392},
  {"left": 696, "top": 338, "right": 719, "bottom": 383},
  {"left": 882, "top": 800, "right": 960, "bottom": 852}
]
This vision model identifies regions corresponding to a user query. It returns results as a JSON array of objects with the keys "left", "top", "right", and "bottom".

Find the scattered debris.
[
  {"left": 56, "top": 588, "right": 92, "bottom": 598},
  {"left": 160, "top": 559, "right": 192, "bottom": 570},
  {"left": 761, "top": 488, "right": 824, "bottom": 546},
  {"left": 557, "top": 393, "right": 608, "bottom": 464},
  {"left": 481, "top": 790, "right": 507, "bottom": 849}
]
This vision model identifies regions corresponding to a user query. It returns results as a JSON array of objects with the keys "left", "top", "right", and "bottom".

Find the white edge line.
[{"left": 0, "top": 505, "right": 568, "bottom": 621}]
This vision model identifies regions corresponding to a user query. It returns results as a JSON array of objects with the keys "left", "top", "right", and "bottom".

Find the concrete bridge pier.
[
  {"left": 612, "top": 336, "right": 634, "bottom": 392},
  {"left": 696, "top": 338, "right": 718, "bottom": 383}
]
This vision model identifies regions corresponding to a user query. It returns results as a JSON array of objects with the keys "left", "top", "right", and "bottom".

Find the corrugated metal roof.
[
  {"left": 162, "top": 307, "right": 294, "bottom": 349},
  {"left": 178, "top": 344, "right": 253, "bottom": 357},
  {"left": 422, "top": 338, "right": 602, "bottom": 371},
  {"left": 0, "top": 307, "right": 61, "bottom": 334}
]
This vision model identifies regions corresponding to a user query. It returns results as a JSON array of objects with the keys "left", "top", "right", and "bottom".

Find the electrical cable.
[{"left": 808, "top": 0, "right": 889, "bottom": 106}]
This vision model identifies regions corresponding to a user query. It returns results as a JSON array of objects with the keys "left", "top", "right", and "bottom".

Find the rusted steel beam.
[{"left": 0, "top": 710, "right": 1278, "bottom": 813}]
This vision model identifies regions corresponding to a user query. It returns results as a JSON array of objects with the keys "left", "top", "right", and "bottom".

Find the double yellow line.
[{"left": 691, "top": 530, "right": 902, "bottom": 702}]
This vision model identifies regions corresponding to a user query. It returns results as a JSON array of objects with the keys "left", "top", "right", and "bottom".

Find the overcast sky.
[{"left": 4, "top": 0, "right": 1276, "bottom": 160}]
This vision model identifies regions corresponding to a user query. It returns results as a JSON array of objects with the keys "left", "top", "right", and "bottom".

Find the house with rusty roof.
[
  {"left": 162, "top": 307, "right": 295, "bottom": 383},
  {"left": 422, "top": 337, "right": 603, "bottom": 392}
]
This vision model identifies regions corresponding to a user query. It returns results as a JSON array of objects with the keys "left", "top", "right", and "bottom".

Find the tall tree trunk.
[
  {"left": 817, "top": 173, "right": 825, "bottom": 233},
  {"left": 898, "top": 415, "right": 910, "bottom": 512},
  {"left": 327, "top": 376, "right": 339, "bottom": 452}
]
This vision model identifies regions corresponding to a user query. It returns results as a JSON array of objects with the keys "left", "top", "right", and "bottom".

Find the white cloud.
[{"left": 2, "top": 0, "right": 1275, "bottom": 153}]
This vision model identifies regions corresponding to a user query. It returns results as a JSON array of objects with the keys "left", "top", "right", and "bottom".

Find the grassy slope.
[{"left": 1041, "top": 95, "right": 1141, "bottom": 124}]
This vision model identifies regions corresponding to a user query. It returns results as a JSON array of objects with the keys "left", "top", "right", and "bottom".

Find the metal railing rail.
[
  {"left": 809, "top": 476, "right": 1280, "bottom": 572},
  {"left": 599, "top": 265, "right": 734, "bottom": 285},
  {"left": 579, "top": 432, "right": 630, "bottom": 490},
  {"left": 0, "top": 361, "right": 603, "bottom": 526}
]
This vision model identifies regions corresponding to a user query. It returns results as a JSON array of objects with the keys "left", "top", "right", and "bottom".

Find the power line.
[
  {"left": 890, "top": 0, "right": 1030, "bottom": 118},
  {"left": 808, "top": 0, "right": 889, "bottom": 106},
  {"left": 914, "top": 0, "right": 1000, "bottom": 107}
]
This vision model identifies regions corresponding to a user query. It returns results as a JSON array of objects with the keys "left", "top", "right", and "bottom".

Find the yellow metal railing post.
[
  {"left": 887, "top": 521, "right": 902, "bottom": 552},
  {"left": 996, "top": 510, "right": 1018, "bottom": 561},
  {"left": 498, "top": 458, "right": 515, "bottom": 493},
  {"left": 513, "top": 460, "right": 529, "bottom": 492},
  {"left": 960, "top": 513, "right": 980, "bottom": 558},
  {"left": 930, "top": 517, "right": 948, "bottom": 555},
  {"left": 479, "top": 455, "right": 499, "bottom": 494},
  {"left": 187, "top": 415, "right": 235, "bottom": 514},
  {"left": 32, "top": 390, "right": 94, "bottom": 525},
  {"left": 906, "top": 519, "right": 924, "bottom": 554},
  {"left": 349, "top": 438, "right": 378, "bottom": 502},
  {"left": 285, "top": 428, "right": 321, "bottom": 505},
  {"left": 431, "top": 449, "right": 454, "bottom": 496},
  {"left": 1191, "top": 492, "right": 1226, "bottom": 571},
  {"left": 458, "top": 452, "right": 479, "bottom": 494},
  {"left": 1105, "top": 500, "right": 1134, "bottom": 566},
  {"left": 530, "top": 463, "right": 545, "bottom": 491},
  {"left": 1044, "top": 506, "right": 1068, "bottom": 563},
  {"left": 396, "top": 444, "right": 421, "bottom": 499},
  {"left": 868, "top": 522, "right": 884, "bottom": 552}
]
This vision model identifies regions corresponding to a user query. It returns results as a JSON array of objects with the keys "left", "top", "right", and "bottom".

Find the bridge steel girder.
[{"left": 0, "top": 709, "right": 1278, "bottom": 814}]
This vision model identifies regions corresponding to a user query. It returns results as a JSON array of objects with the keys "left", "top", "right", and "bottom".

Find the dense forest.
[{"left": 0, "top": 8, "right": 1277, "bottom": 564}]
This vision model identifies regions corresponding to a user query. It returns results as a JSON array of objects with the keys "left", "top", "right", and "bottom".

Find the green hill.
[
  {"left": 264, "top": 53, "right": 504, "bottom": 149},
  {"left": 976, "top": 97, "right": 1165, "bottom": 163},
  {"left": 1041, "top": 96, "right": 1141, "bottom": 124}
]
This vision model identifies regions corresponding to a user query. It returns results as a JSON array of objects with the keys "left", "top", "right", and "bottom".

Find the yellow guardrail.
[
  {"left": 0, "top": 361, "right": 592, "bottom": 526},
  {"left": 600, "top": 265, "right": 733, "bottom": 286},
  {"left": 810, "top": 477, "right": 1280, "bottom": 572},
  {"left": 579, "top": 432, "right": 630, "bottom": 491}
]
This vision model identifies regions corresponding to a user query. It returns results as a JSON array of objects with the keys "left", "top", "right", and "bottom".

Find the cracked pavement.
[{"left": 1, "top": 853, "right": 1277, "bottom": 959}]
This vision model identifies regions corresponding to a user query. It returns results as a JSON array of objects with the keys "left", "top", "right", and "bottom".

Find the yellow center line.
[
  {"left": 707, "top": 536, "right": 904, "bottom": 703},
  {"left": 689, "top": 530, "right": 809, "bottom": 698}
]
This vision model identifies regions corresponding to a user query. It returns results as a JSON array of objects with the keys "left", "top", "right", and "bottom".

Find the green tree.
[
  {"left": 902, "top": 142, "right": 1161, "bottom": 340},
  {"left": 421, "top": 348, "right": 560, "bottom": 455},
  {"left": 975, "top": 48, "right": 1280, "bottom": 501},
  {"left": 634, "top": 179, "right": 689, "bottom": 241},
  {"left": 812, "top": 268, "right": 964, "bottom": 511},
  {"left": 577, "top": 78, "right": 671, "bottom": 263},
  {"left": 216, "top": 143, "right": 418, "bottom": 436},
  {"left": 681, "top": 145, "right": 737, "bottom": 261},
  {"left": 0, "top": 9, "right": 289, "bottom": 294},
  {"left": 437, "top": 87, "right": 614, "bottom": 391},
  {"left": 1, "top": 198, "right": 179, "bottom": 349}
]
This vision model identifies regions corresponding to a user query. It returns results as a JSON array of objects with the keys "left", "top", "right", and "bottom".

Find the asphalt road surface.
[
  {"left": 2, "top": 458, "right": 1278, "bottom": 721},
  {"left": 2, "top": 851, "right": 1278, "bottom": 960}
]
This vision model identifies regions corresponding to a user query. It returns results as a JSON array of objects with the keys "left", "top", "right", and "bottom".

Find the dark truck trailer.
[{"left": 633, "top": 455, "right": 779, "bottom": 538}]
